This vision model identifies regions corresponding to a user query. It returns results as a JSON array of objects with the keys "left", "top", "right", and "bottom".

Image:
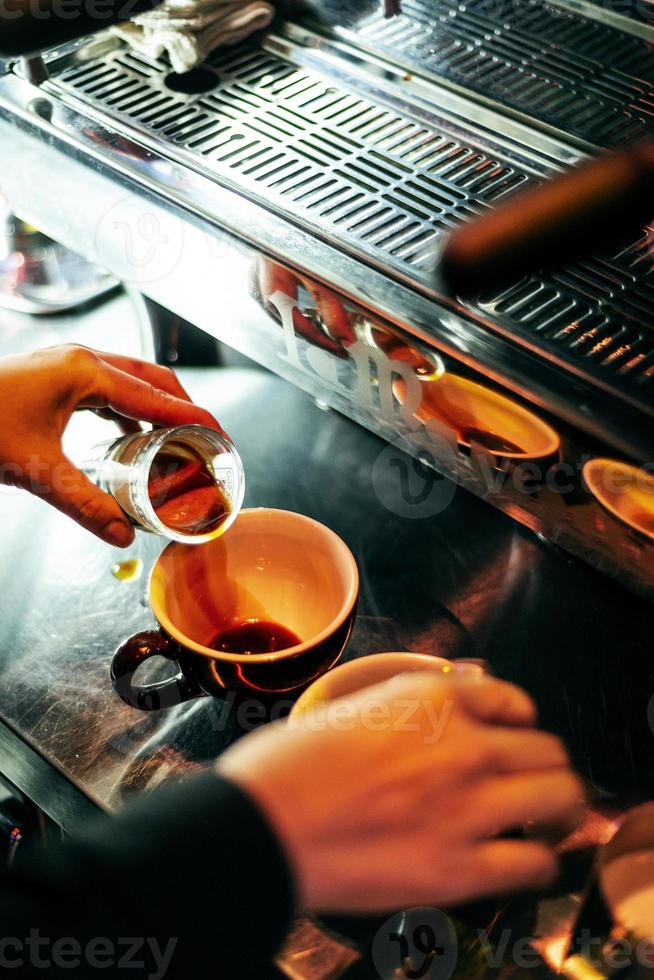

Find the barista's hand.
[
  {"left": 0, "top": 345, "right": 221, "bottom": 547},
  {"left": 219, "top": 672, "right": 583, "bottom": 913}
]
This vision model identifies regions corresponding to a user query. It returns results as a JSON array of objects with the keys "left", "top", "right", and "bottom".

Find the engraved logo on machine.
[{"left": 261, "top": 268, "right": 559, "bottom": 506}]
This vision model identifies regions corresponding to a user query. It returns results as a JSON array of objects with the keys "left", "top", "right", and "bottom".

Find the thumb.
[{"left": 43, "top": 453, "right": 135, "bottom": 548}]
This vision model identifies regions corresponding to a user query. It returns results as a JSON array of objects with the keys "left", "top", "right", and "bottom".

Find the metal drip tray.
[
  {"left": 39, "top": 35, "right": 654, "bottom": 410},
  {"left": 45, "top": 40, "right": 535, "bottom": 274},
  {"left": 330, "top": 0, "right": 654, "bottom": 149}
]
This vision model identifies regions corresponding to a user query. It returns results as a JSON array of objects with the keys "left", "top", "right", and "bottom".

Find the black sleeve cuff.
[{"left": 2, "top": 772, "right": 296, "bottom": 979}]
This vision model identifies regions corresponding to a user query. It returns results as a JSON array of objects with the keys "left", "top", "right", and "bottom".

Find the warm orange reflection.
[
  {"left": 256, "top": 258, "right": 444, "bottom": 376},
  {"left": 541, "top": 936, "right": 572, "bottom": 972},
  {"left": 584, "top": 459, "right": 654, "bottom": 540},
  {"left": 256, "top": 257, "right": 356, "bottom": 357},
  {"left": 395, "top": 373, "right": 561, "bottom": 463},
  {"left": 256, "top": 258, "right": 561, "bottom": 466},
  {"left": 558, "top": 953, "right": 606, "bottom": 980},
  {"left": 352, "top": 316, "right": 444, "bottom": 380}
]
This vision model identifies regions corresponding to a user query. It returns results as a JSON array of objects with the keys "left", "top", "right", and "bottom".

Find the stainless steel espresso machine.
[{"left": 2, "top": 0, "right": 653, "bottom": 604}]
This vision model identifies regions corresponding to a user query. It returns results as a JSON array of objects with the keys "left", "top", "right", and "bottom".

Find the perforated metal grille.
[
  {"left": 51, "top": 44, "right": 532, "bottom": 272},
  {"left": 477, "top": 229, "right": 654, "bottom": 387},
  {"left": 46, "top": 40, "right": 654, "bottom": 401},
  {"left": 346, "top": 0, "right": 654, "bottom": 148}
]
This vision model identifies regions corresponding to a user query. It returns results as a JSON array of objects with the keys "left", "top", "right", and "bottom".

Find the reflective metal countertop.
[
  {"left": 0, "top": 292, "right": 653, "bottom": 976},
  {"left": 1, "top": 350, "right": 653, "bottom": 814}
]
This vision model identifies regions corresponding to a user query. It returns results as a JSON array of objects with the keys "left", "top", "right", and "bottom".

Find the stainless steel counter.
[{"left": 0, "top": 294, "right": 653, "bottom": 977}]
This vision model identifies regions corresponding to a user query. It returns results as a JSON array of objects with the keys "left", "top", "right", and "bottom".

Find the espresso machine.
[
  {"left": 1, "top": 5, "right": 654, "bottom": 977},
  {"left": 1, "top": 0, "right": 654, "bottom": 602}
]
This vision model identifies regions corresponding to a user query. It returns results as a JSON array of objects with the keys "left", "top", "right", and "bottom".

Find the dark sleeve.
[{"left": 0, "top": 772, "right": 295, "bottom": 979}]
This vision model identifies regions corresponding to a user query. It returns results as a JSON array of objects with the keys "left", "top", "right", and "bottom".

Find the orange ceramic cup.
[{"left": 112, "top": 509, "right": 359, "bottom": 709}]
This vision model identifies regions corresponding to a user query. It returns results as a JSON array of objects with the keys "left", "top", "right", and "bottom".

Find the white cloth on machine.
[{"left": 112, "top": 0, "right": 274, "bottom": 74}]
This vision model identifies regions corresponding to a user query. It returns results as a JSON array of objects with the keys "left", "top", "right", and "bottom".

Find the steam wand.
[{"left": 438, "top": 141, "right": 654, "bottom": 297}]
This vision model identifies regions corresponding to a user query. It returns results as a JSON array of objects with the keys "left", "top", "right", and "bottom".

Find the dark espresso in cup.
[
  {"left": 209, "top": 620, "right": 302, "bottom": 655},
  {"left": 459, "top": 426, "right": 524, "bottom": 456}
]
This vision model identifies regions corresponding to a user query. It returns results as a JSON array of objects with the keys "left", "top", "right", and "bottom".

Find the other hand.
[{"left": 219, "top": 672, "right": 583, "bottom": 913}]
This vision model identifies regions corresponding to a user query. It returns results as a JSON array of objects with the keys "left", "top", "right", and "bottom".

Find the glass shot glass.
[{"left": 84, "top": 424, "right": 245, "bottom": 544}]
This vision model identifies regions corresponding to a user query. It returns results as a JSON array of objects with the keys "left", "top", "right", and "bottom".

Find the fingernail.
[{"left": 105, "top": 520, "right": 135, "bottom": 548}]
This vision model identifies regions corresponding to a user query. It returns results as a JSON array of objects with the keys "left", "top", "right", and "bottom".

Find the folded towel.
[{"left": 112, "top": 0, "right": 274, "bottom": 74}]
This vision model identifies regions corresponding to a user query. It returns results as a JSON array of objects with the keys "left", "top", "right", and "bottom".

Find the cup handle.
[{"left": 111, "top": 630, "right": 205, "bottom": 711}]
